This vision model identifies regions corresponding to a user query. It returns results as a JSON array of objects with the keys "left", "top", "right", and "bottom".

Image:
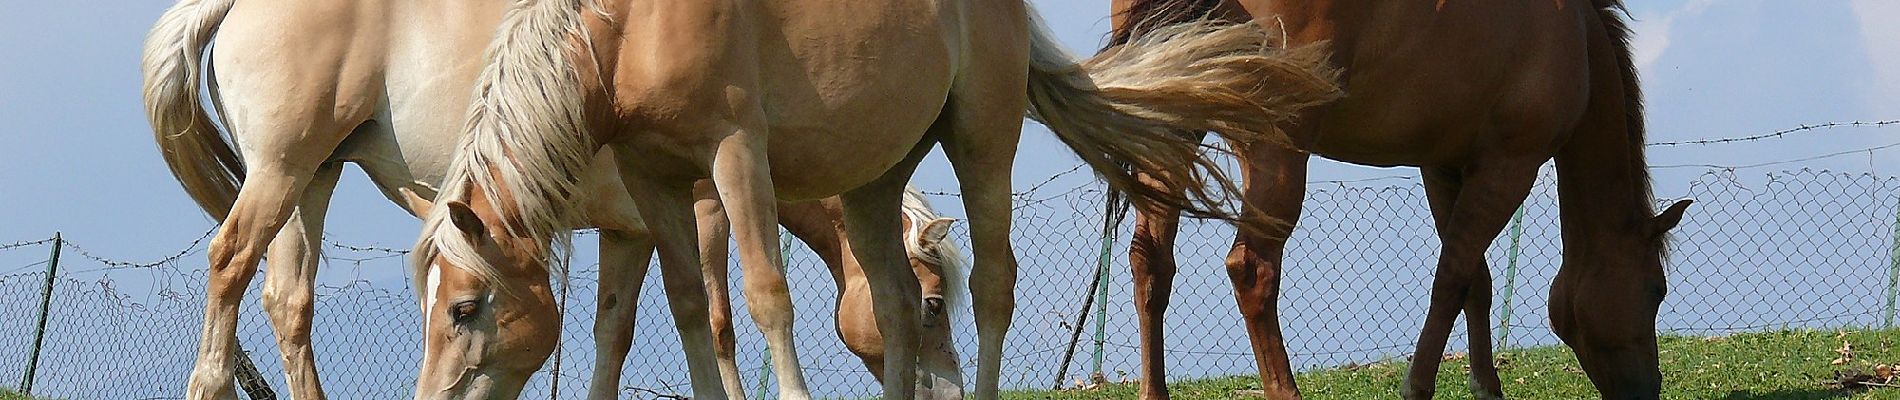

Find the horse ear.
[
  {"left": 1649, "top": 199, "right": 1693, "bottom": 238},
  {"left": 446, "top": 201, "right": 486, "bottom": 238},
  {"left": 398, "top": 188, "right": 435, "bottom": 217},
  {"left": 919, "top": 218, "right": 956, "bottom": 247}
]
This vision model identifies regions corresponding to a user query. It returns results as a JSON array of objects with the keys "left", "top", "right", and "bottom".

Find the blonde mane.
[
  {"left": 412, "top": 0, "right": 605, "bottom": 292},
  {"left": 901, "top": 187, "right": 968, "bottom": 314}
]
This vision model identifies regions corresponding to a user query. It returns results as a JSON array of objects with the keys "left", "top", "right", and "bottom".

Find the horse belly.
[{"left": 754, "top": 0, "right": 958, "bottom": 199}]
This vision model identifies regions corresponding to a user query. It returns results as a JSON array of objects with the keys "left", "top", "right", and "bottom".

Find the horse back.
[{"left": 1239, "top": 0, "right": 1597, "bottom": 166}]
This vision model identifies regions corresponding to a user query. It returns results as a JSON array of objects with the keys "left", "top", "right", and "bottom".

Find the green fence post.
[
  {"left": 1884, "top": 200, "right": 1900, "bottom": 329},
  {"left": 1089, "top": 232, "right": 1114, "bottom": 378},
  {"left": 21, "top": 232, "right": 62, "bottom": 396},
  {"left": 1497, "top": 207, "right": 1526, "bottom": 350}
]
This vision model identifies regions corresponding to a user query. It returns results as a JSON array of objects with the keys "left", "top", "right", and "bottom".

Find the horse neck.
[
  {"left": 1556, "top": 1, "right": 1653, "bottom": 249},
  {"left": 1554, "top": 136, "right": 1653, "bottom": 250}
]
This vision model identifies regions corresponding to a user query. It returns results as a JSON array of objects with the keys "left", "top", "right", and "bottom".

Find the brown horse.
[
  {"left": 406, "top": 0, "right": 1338, "bottom": 398},
  {"left": 1109, "top": 1, "right": 1692, "bottom": 399}
]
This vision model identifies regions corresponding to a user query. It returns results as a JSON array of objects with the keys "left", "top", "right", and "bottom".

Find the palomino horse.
[
  {"left": 595, "top": 186, "right": 970, "bottom": 398},
  {"left": 408, "top": 0, "right": 1339, "bottom": 398},
  {"left": 1108, "top": 1, "right": 1693, "bottom": 399},
  {"left": 139, "top": 0, "right": 962, "bottom": 398}
]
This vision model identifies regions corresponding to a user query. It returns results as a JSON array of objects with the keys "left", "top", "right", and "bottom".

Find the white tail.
[
  {"left": 1022, "top": 12, "right": 1340, "bottom": 229},
  {"left": 141, "top": 0, "right": 244, "bottom": 219}
]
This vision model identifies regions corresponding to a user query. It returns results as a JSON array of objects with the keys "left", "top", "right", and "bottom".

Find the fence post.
[
  {"left": 1053, "top": 190, "right": 1125, "bottom": 389},
  {"left": 1497, "top": 206, "right": 1526, "bottom": 350},
  {"left": 21, "top": 232, "right": 62, "bottom": 396},
  {"left": 1884, "top": 200, "right": 1900, "bottom": 329},
  {"left": 1089, "top": 230, "right": 1113, "bottom": 379}
]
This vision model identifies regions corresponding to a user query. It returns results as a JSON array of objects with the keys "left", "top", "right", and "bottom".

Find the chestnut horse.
[
  {"left": 407, "top": 0, "right": 1338, "bottom": 398},
  {"left": 1109, "top": 1, "right": 1691, "bottom": 399}
]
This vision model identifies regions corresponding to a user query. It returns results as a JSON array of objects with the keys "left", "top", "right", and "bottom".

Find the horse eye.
[{"left": 451, "top": 300, "right": 481, "bottom": 323}]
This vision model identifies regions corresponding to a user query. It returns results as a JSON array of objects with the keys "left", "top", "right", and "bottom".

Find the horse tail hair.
[
  {"left": 1108, "top": 0, "right": 1228, "bottom": 48},
  {"left": 1022, "top": 9, "right": 1340, "bottom": 229},
  {"left": 141, "top": 0, "right": 243, "bottom": 219}
]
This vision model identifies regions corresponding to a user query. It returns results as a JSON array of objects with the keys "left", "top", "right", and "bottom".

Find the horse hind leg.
[
  {"left": 1129, "top": 179, "right": 1182, "bottom": 400},
  {"left": 1222, "top": 141, "right": 1309, "bottom": 400},
  {"left": 186, "top": 145, "right": 350, "bottom": 400},
  {"left": 708, "top": 121, "right": 814, "bottom": 400},
  {"left": 186, "top": 101, "right": 362, "bottom": 400},
  {"left": 608, "top": 152, "right": 728, "bottom": 397},
  {"left": 587, "top": 229, "right": 657, "bottom": 400},
  {"left": 1401, "top": 162, "right": 1539, "bottom": 400},
  {"left": 258, "top": 162, "right": 343, "bottom": 400},
  {"left": 690, "top": 181, "right": 751, "bottom": 397}
]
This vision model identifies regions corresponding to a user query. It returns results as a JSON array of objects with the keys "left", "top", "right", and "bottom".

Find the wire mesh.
[{"left": 0, "top": 167, "right": 1896, "bottom": 399}]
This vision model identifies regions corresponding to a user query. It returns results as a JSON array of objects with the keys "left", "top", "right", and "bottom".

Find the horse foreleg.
[
  {"left": 259, "top": 162, "right": 342, "bottom": 400},
  {"left": 689, "top": 181, "right": 752, "bottom": 397},
  {"left": 588, "top": 229, "right": 656, "bottom": 400},
  {"left": 1224, "top": 142, "right": 1308, "bottom": 400},
  {"left": 1129, "top": 174, "right": 1182, "bottom": 400},
  {"left": 1403, "top": 163, "right": 1538, "bottom": 400}
]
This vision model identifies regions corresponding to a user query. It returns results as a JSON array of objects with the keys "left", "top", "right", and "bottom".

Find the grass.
[
  {"left": 0, "top": 388, "right": 45, "bottom": 400},
  {"left": 1005, "top": 329, "right": 1900, "bottom": 399}
]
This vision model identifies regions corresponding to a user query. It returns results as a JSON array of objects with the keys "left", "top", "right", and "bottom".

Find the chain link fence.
[{"left": 2, "top": 166, "right": 1899, "bottom": 399}]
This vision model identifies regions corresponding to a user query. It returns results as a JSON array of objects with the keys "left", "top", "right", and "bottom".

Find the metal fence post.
[
  {"left": 1883, "top": 200, "right": 1900, "bottom": 329},
  {"left": 21, "top": 232, "right": 62, "bottom": 396},
  {"left": 1089, "top": 231, "right": 1113, "bottom": 378},
  {"left": 1497, "top": 207, "right": 1526, "bottom": 350}
]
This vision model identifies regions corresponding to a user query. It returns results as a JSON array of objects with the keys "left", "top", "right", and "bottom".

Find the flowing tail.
[
  {"left": 142, "top": 0, "right": 243, "bottom": 219},
  {"left": 1024, "top": 14, "right": 1340, "bottom": 227}
]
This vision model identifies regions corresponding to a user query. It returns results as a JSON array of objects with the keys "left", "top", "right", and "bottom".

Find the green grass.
[
  {"left": 1006, "top": 329, "right": 1900, "bottom": 399},
  {"left": 0, "top": 388, "right": 45, "bottom": 400}
]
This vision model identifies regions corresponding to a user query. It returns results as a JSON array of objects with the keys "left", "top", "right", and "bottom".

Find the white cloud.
[
  {"left": 1851, "top": 0, "right": 1900, "bottom": 116},
  {"left": 1629, "top": 0, "right": 1719, "bottom": 71}
]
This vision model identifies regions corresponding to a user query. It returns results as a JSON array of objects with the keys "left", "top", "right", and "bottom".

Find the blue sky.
[
  {"left": 0, "top": 0, "right": 1893, "bottom": 312},
  {"left": 4, "top": 1, "right": 1898, "bottom": 268},
  {"left": 3, "top": 0, "right": 1900, "bottom": 397}
]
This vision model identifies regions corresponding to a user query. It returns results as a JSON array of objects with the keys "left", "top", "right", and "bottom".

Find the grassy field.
[{"left": 1006, "top": 329, "right": 1900, "bottom": 399}]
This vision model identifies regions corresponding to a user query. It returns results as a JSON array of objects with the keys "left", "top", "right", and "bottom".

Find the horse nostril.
[{"left": 923, "top": 296, "right": 945, "bottom": 318}]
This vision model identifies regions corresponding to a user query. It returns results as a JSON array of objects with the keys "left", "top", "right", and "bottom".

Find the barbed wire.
[
  {"left": 56, "top": 227, "right": 216, "bottom": 270},
  {"left": 1646, "top": 120, "right": 1900, "bottom": 146},
  {"left": 322, "top": 239, "right": 412, "bottom": 255},
  {"left": 0, "top": 237, "right": 57, "bottom": 251}
]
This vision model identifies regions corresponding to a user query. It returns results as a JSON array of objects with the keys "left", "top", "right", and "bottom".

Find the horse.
[
  {"left": 138, "top": 0, "right": 965, "bottom": 398},
  {"left": 592, "top": 185, "right": 971, "bottom": 398},
  {"left": 1107, "top": 1, "right": 1693, "bottom": 399},
  {"left": 406, "top": 0, "right": 1341, "bottom": 398}
]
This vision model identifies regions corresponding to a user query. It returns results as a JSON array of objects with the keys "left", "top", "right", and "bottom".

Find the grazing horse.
[
  {"left": 138, "top": 0, "right": 962, "bottom": 398},
  {"left": 1108, "top": 0, "right": 1693, "bottom": 399},
  {"left": 593, "top": 186, "right": 970, "bottom": 399},
  {"left": 408, "top": 0, "right": 1339, "bottom": 398}
]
